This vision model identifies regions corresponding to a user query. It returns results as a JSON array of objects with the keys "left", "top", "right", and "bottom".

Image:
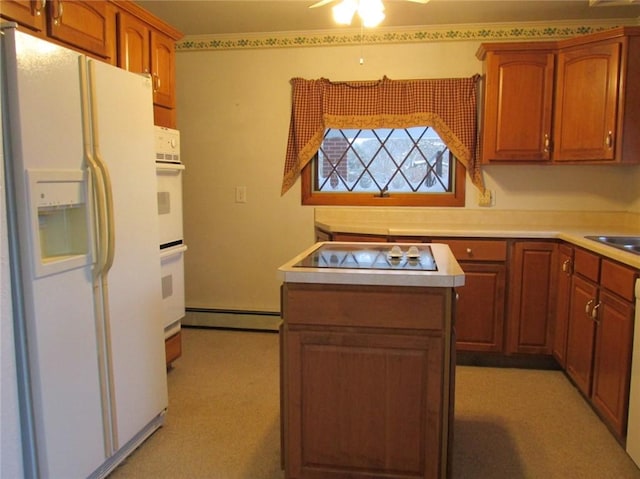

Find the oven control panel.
[{"left": 155, "top": 126, "right": 180, "bottom": 163}]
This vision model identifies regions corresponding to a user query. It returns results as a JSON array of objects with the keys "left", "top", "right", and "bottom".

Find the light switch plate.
[{"left": 235, "top": 186, "right": 247, "bottom": 203}]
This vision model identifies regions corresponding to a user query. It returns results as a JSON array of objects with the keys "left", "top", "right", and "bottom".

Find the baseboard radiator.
[{"left": 182, "top": 308, "right": 282, "bottom": 331}]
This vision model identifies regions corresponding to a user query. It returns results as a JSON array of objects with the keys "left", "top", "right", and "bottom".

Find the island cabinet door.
[{"left": 284, "top": 329, "right": 446, "bottom": 479}]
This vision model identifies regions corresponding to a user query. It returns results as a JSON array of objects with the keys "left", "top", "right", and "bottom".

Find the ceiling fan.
[{"left": 310, "top": 0, "right": 431, "bottom": 28}]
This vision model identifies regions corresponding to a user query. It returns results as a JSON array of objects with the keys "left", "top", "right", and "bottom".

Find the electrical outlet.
[
  {"left": 478, "top": 189, "right": 493, "bottom": 207},
  {"left": 235, "top": 186, "right": 247, "bottom": 203}
]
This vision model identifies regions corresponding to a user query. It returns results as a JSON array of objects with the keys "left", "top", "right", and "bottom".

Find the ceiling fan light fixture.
[
  {"left": 331, "top": 0, "right": 386, "bottom": 27},
  {"left": 332, "top": 0, "right": 358, "bottom": 25},
  {"left": 359, "top": 0, "right": 385, "bottom": 27}
]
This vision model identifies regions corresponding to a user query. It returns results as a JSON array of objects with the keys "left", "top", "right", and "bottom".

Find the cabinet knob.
[
  {"left": 543, "top": 133, "right": 550, "bottom": 153},
  {"left": 562, "top": 259, "right": 572, "bottom": 275},
  {"left": 605, "top": 131, "right": 613, "bottom": 149},
  {"left": 466, "top": 247, "right": 472, "bottom": 256}
]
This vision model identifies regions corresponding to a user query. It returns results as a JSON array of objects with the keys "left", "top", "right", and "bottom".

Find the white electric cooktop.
[{"left": 293, "top": 243, "right": 437, "bottom": 271}]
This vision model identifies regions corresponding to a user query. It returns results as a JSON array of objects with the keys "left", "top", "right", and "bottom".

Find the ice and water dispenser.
[{"left": 28, "top": 169, "right": 90, "bottom": 277}]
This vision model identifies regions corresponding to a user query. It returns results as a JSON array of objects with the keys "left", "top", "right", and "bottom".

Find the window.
[
  {"left": 282, "top": 75, "right": 482, "bottom": 201},
  {"left": 302, "top": 126, "right": 465, "bottom": 206}
]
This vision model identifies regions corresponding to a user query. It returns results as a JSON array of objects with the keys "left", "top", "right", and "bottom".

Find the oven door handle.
[
  {"left": 160, "top": 244, "right": 188, "bottom": 259},
  {"left": 156, "top": 163, "right": 185, "bottom": 173}
]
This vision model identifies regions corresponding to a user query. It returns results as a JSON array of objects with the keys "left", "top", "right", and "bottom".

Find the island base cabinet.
[
  {"left": 284, "top": 330, "right": 444, "bottom": 479},
  {"left": 281, "top": 283, "right": 453, "bottom": 479}
]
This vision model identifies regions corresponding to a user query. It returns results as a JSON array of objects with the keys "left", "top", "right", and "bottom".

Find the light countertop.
[
  {"left": 315, "top": 213, "right": 640, "bottom": 270},
  {"left": 278, "top": 242, "right": 465, "bottom": 287}
]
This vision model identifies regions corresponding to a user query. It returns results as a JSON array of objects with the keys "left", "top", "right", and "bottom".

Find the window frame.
[{"left": 301, "top": 130, "right": 467, "bottom": 207}]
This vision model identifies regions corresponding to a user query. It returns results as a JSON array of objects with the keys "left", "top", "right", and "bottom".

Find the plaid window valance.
[{"left": 281, "top": 75, "right": 483, "bottom": 195}]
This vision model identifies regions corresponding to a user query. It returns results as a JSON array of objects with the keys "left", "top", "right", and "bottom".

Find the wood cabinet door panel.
[
  {"left": 286, "top": 329, "right": 444, "bottom": 479},
  {"left": 552, "top": 244, "right": 573, "bottom": 367},
  {"left": 0, "top": 0, "right": 46, "bottom": 31},
  {"left": 47, "top": 0, "right": 113, "bottom": 58},
  {"left": 455, "top": 263, "right": 505, "bottom": 352},
  {"left": 591, "top": 289, "right": 634, "bottom": 439},
  {"left": 553, "top": 42, "right": 620, "bottom": 161},
  {"left": 482, "top": 51, "right": 554, "bottom": 162},
  {"left": 565, "top": 275, "right": 598, "bottom": 396},
  {"left": 117, "top": 10, "right": 150, "bottom": 74},
  {"left": 150, "top": 30, "right": 175, "bottom": 108},
  {"left": 507, "top": 242, "right": 557, "bottom": 354}
]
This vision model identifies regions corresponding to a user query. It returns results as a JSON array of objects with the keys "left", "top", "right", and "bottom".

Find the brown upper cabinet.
[
  {"left": 46, "top": 0, "right": 115, "bottom": 60},
  {"left": 478, "top": 44, "right": 556, "bottom": 162},
  {"left": 0, "top": 0, "right": 47, "bottom": 33},
  {"left": 477, "top": 27, "right": 640, "bottom": 165},
  {"left": 1, "top": 0, "right": 116, "bottom": 61},
  {"left": 116, "top": 8, "right": 150, "bottom": 74},
  {"left": 1, "top": 0, "right": 182, "bottom": 128},
  {"left": 115, "top": 4, "right": 180, "bottom": 127}
]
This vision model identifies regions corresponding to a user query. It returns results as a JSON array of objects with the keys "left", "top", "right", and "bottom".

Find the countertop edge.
[
  {"left": 315, "top": 222, "right": 640, "bottom": 269},
  {"left": 278, "top": 242, "right": 465, "bottom": 287}
]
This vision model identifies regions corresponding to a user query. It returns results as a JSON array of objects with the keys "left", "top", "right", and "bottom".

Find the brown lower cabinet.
[
  {"left": 314, "top": 229, "right": 638, "bottom": 443},
  {"left": 565, "top": 248, "right": 637, "bottom": 441},
  {"left": 506, "top": 241, "right": 557, "bottom": 355},
  {"left": 438, "top": 239, "right": 507, "bottom": 352},
  {"left": 552, "top": 243, "right": 574, "bottom": 367},
  {"left": 281, "top": 282, "right": 454, "bottom": 479},
  {"left": 164, "top": 330, "right": 182, "bottom": 367}
]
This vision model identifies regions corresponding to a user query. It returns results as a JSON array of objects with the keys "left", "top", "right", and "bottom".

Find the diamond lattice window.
[{"left": 302, "top": 126, "right": 465, "bottom": 207}]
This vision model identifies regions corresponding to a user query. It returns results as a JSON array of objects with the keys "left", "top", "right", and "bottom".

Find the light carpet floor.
[{"left": 109, "top": 327, "right": 640, "bottom": 479}]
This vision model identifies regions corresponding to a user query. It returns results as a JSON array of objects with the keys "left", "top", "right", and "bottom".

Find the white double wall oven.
[{"left": 155, "top": 126, "right": 186, "bottom": 339}]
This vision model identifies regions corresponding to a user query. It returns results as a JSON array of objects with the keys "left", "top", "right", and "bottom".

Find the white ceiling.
[{"left": 135, "top": 0, "right": 640, "bottom": 36}]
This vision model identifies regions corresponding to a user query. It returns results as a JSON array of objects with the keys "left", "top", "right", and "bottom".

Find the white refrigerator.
[{"left": 1, "top": 26, "right": 168, "bottom": 478}]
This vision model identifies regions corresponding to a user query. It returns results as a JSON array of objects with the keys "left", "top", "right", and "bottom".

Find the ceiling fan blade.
[{"left": 309, "top": 0, "right": 336, "bottom": 8}]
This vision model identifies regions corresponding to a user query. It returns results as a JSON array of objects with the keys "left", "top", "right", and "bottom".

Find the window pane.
[{"left": 315, "top": 127, "right": 454, "bottom": 195}]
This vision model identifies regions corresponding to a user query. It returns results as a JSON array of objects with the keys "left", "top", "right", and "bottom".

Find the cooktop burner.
[{"left": 294, "top": 244, "right": 438, "bottom": 271}]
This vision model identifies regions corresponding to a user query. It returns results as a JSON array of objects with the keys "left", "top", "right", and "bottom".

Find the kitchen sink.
[{"left": 585, "top": 236, "right": 640, "bottom": 255}]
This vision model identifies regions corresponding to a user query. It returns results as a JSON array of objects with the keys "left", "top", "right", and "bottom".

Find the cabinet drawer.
[
  {"left": 437, "top": 239, "right": 507, "bottom": 261},
  {"left": 601, "top": 259, "right": 638, "bottom": 302},
  {"left": 165, "top": 330, "right": 182, "bottom": 365},
  {"left": 283, "top": 283, "right": 446, "bottom": 331},
  {"left": 573, "top": 247, "right": 600, "bottom": 282}
]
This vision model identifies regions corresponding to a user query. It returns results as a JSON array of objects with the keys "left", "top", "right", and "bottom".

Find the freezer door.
[{"left": 3, "top": 29, "right": 106, "bottom": 478}]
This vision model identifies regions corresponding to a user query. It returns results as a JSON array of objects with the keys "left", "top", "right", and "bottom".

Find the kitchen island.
[{"left": 278, "top": 242, "right": 464, "bottom": 479}]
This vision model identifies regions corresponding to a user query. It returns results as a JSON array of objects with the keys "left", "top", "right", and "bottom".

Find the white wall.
[{"left": 176, "top": 38, "right": 640, "bottom": 313}]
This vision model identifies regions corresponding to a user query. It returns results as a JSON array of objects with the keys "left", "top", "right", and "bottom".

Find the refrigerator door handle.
[
  {"left": 79, "top": 58, "right": 109, "bottom": 278},
  {"left": 88, "top": 60, "right": 116, "bottom": 275}
]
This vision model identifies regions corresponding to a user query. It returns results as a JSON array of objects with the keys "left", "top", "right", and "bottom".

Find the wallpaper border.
[{"left": 176, "top": 18, "right": 638, "bottom": 52}]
